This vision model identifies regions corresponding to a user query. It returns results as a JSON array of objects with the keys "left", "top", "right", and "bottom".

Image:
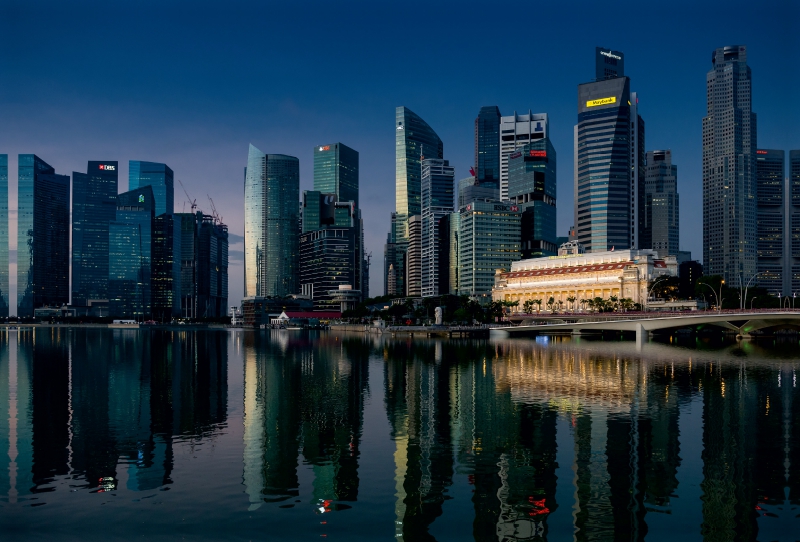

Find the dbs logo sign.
[{"left": 99, "top": 164, "right": 116, "bottom": 171}]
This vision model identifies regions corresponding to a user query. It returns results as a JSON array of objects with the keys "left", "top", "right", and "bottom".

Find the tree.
[
  {"left": 567, "top": 296, "right": 576, "bottom": 312},
  {"left": 523, "top": 300, "right": 535, "bottom": 314},
  {"left": 546, "top": 297, "right": 555, "bottom": 312},
  {"left": 580, "top": 298, "right": 589, "bottom": 312},
  {"left": 533, "top": 299, "right": 543, "bottom": 314},
  {"left": 609, "top": 295, "right": 619, "bottom": 311},
  {"left": 593, "top": 297, "right": 606, "bottom": 312}
]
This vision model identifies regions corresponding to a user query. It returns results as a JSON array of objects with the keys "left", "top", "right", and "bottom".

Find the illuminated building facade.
[
  {"left": 0, "top": 155, "right": 7, "bottom": 316},
  {"left": 645, "top": 150, "right": 679, "bottom": 257},
  {"left": 755, "top": 149, "right": 785, "bottom": 295},
  {"left": 420, "top": 158, "right": 454, "bottom": 297},
  {"left": 492, "top": 248, "right": 676, "bottom": 308},
  {"left": 129, "top": 160, "right": 174, "bottom": 218},
  {"left": 499, "top": 111, "right": 548, "bottom": 201}
]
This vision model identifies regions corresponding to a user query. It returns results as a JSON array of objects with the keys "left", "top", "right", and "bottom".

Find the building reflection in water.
[
  {"left": 242, "top": 332, "right": 368, "bottom": 511},
  {"left": 0, "top": 328, "right": 228, "bottom": 499},
  {"left": 1, "top": 330, "right": 799, "bottom": 541}
]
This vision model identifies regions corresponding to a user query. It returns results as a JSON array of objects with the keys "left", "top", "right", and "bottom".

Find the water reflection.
[{"left": 0, "top": 330, "right": 798, "bottom": 541}]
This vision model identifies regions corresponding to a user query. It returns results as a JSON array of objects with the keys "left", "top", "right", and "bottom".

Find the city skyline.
[{"left": 1, "top": 1, "right": 797, "bottom": 304}]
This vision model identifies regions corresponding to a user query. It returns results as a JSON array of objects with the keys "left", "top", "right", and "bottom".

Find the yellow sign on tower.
[{"left": 586, "top": 96, "right": 617, "bottom": 107}]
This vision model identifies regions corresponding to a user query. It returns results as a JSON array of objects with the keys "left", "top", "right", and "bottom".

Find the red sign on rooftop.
[{"left": 529, "top": 150, "right": 546, "bottom": 158}]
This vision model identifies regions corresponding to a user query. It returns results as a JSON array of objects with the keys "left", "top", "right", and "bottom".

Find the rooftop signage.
[
  {"left": 600, "top": 50, "right": 622, "bottom": 60},
  {"left": 318, "top": 146, "right": 330, "bottom": 151},
  {"left": 529, "top": 150, "right": 546, "bottom": 158},
  {"left": 98, "top": 164, "right": 116, "bottom": 171},
  {"left": 756, "top": 150, "right": 768, "bottom": 155},
  {"left": 586, "top": 97, "right": 616, "bottom": 108},
  {"left": 509, "top": 151, "right": 522, "bottom": 160}
]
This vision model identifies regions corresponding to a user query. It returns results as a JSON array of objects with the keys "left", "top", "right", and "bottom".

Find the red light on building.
[
  {"left": 756, "top": 150, "right": 768, "bottom": 155},
  {"left": 529, "top": 150, "right": 546, "bottom": 158}
]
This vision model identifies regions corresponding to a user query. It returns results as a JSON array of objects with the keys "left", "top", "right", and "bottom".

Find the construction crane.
[
  {"left": 178, "top": 179, "right": 197, "bottom": 213},
  {"left": 208, "top": 195, "right": 223, "bottom": 225}
]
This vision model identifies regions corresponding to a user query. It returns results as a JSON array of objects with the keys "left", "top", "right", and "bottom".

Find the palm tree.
[
  {"left": 546, "top": 297, "right": 555, "bottom": 312},
  {"left": 533, "top": 299, "right": 543, "bottom": 314},
  {"left": 580, "top": 298, "right": 589, "bottom": 312},
  {"left": 609, "top": 295, "right": 619, "bottom": 311},
  {"left": 593, "top": 297, "right": 605, "bottom": 312},
  {"left": 523, "top": 300, "right": 534, "bottom": 314},
  {"left": 586, "top": 298, "right": 595, "bottom": 312},
  {"left": 567, "top": 296, "right": 576, "bottom": 312}
]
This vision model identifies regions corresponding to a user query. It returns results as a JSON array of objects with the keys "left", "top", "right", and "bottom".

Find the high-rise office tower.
[
  {"left": 406, "top": 215, "right": 422, "bottom": 298},
  {"left": 458, "top": 201, "right": 521, "bottom": 300},
  {"left": 129, "top": 161, "right": 174, "bottom": 217},
  {"left": 507, "top": 139, "right": 558, "bottom": 258},
  {"left": 645, "top": 150, "right": 679, "bottom": 257},
  {"left": 420, "top": 159, "right": 454, "bottom": 298},
  {"left": 299, "top": 192, "right": 361, "bottom": 310},
  {"left": 499, "top": 111, "right": 548, "bottom": 201},
  {"left": 244, "top": 145, "right": 299, "bottom": 297},
  {"left": 17, "top": 155, "right": 70, "bottom": 316},
  {"left": 702, "top": 45, "right": 757, "bottom": 283},
  {"left": 755, "top": 149, "right": 785, "bottom": 296},
  {"left": 173, "top": 212, "right": 229, "bottom": 318},
  {"left": 314, "top": 143, "right": 359, "bottom": 209},
  {"left": 0, "top": 155, "right": 7, "bottom": 316},
  {"left": 387, "top": 107, "right": 443, "bottom": 296},
  {"left": 575, "top": 47, "right": 645, "bottom": 253},
  {"left": 475, "top": 106, "right": 501, "bottom": 184},
  {"left": 152, "top": 213, "right": 182, "bottom": 319},
  {"left": 72, "top": 161, "right": 118, "bottom": 306},
  {"left": 791, "top": 151, "right": 800, "bottom": 293},
  {"left": 109, "top": 186, "right": 155, "bottom": 317}
]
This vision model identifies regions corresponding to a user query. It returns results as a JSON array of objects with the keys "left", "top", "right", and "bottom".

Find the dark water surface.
[{"left": 0, "top": 329, "right": 798, "bottom": 541}]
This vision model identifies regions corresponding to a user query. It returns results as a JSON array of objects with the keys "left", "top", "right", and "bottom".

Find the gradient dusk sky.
[{"left": 1, "top": 0, "right": 797, "bottom": 306}]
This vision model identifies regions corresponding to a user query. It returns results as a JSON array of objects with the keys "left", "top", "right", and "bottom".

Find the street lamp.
[
  {"left": 698, "top": 280, "right": 724, "bottom": 312},
  {"left": 646, "top": 276, "right": 670, "bottom": 312},
  {"left": 740, "top": 272, "right": 762, "bottom": 311}
]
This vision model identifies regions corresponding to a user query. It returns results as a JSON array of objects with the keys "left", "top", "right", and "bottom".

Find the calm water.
[{"left": 0, "top": 329, "right": 798, "bottom": 541}]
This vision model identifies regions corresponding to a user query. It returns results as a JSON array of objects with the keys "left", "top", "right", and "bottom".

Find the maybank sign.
[{"left": 586, "top": 96, "right": 616, "bottom": 107}]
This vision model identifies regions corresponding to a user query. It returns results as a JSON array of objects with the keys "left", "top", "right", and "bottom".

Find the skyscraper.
[
  {"left": 702, "top": 45, "right": 757, "bottom": 283},
  {"left": 791, "top": 150, "right": 800, "bottom": 294},
  {"left": 313, "top": 143, "right": 359, "bottom": 209},
  {"left": 388, "top": 107, "right": 443, "bottom": 296},
  {"left": 244, "top": 145, "right": 299, "bottom": 298},
  {"left": 17, "top": 155, "right": 70, "bottom": 316},
  {"left": 499, "top": 111, "right": 548, "bottom": 201},
  {"left": 406, "top": 215, "right": 422, "bottom": 298},
  {"left": 475, "top": 106, "right": 501, "bottom": 184},
  {"left": 129, "top": 161, "right": 174, "bottom": 217},
  {"left": 645, "top": 150, "right": 679, "bottom": 257},
  {"left": 507, "top": 139, "right": 558, "bottom": 258},
  {"left": 755, "top": 149, "right": 785, "bottom": 296},
  {"left": 72, "top": 161, "right": 118, "bottom": 306},
  {"left": 420, "top": 159, "right": 454, "bottom": 298},
  {"left": 575, "top": 47, "right": 645, "bottom": 253},
  {"left": 109, "top": 186, "right": 155, "bottom": 317},
  {"left": 0, "top": 155, "right": 8, "bottom": 316}
]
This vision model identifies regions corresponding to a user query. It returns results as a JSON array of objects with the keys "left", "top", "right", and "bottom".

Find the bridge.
[{"left": 490, "top": 310, "right": 800, "bottom": 341}]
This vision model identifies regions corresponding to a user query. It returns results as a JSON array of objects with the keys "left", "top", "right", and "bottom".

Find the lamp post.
[
  {"left": 646, "top": 276, "right": 670, "bottom": 312},
  {"left": 698, "top": 280, "right": 724, "bottom": 312},
  {"left": 740, "top": 272, "right": 762, "bottom": 311}
]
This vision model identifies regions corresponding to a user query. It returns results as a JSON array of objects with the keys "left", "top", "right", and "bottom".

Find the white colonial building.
[{"left": 492, "top": 246, "right": 677, "bottom": 310}]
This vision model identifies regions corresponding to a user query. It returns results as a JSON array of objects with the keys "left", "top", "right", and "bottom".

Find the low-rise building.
[{"left": 493, "top": 246, "right": 676, "bottom": 310}]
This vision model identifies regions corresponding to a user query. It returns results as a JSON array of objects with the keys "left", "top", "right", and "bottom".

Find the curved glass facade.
[
  {"left": 129, "top": 160, "right": 174, "bottom": 217},
  {"left": 244, "top": 145, "right": 299, "bottom": 297}
]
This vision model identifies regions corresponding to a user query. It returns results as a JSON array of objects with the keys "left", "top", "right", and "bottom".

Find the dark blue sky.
[{"left": 1, "top": 0, "right": 797, "bottom": 302}]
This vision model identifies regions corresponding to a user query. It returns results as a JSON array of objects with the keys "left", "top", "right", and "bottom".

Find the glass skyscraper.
[
  {"left": 313, "top": 143, "right": 359, "bottom": 209},
  {"left": 17, "top": 155, "right": 70, "bottom": 316},
  {"left": 0, "top": 155, "right": 8, "bottom": 316},
  {"left": 420, "top": 158, "right": 454, "bottom": 297},
  {"left": 755, "top": 149, "right": 785, "bottom": 296},
  {"left": 72, "top": 161, "right": 118, "bottom": 306},
  {"left": 644, "top": 150, "right": 680, "bottom": 257},
  {"left": 395, "top": 107, "right": 443, "bottom": 240},
  {"left": 129, "top": 160, "right": 174, "bottom": 217},
  {"left": 475, "top": 106, "right": 501, "bottom": 184},
  {"left": 507, "top": 139, "right": 558, "bottom": 258},
  {"left": 575, "top": 48, "right": 645, "bottom": 253},
  {"left": 244, "top": 145, "right": 299, "bottom": 298},
  {"left": 702, "top": 45, "right": 757, "bottom": 283},
  {"left": 109, "top": 186, "right": 155, "bottom": 317}
]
